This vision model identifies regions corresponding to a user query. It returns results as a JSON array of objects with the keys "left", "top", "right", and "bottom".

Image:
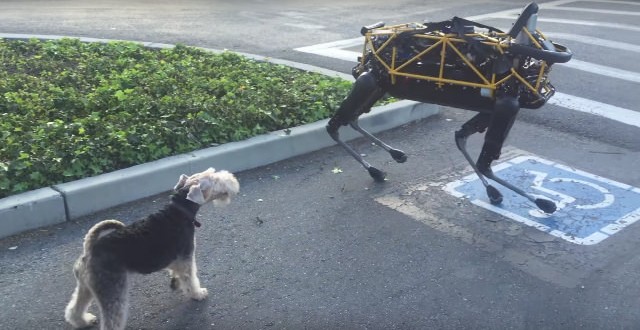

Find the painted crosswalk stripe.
[
  {"left": 295, "top": 42, "right": 640, "bottom": 128},
  {"left": 543, "top": 6, "right": 640, "bottom": 16},
  {"left": 294, "top": 38, "right": 361, "bottom": 62},
  {"left": 562, "top": 60, "right": 640, "bottom": 83},
  {"left": 294, "top": 0, "right": 640, "bottom": 129},
  {"left": 549, "top": 93, "right": 640, "bottom": 128},
  {"left": 546, "top": 33, "right": 640, "bottom": 53},
  {"left": 491, "top": 16, "right": 640, "bottom": 32},
  {"left": 553, "top": 0, "right": 640, "bottom": 6}
]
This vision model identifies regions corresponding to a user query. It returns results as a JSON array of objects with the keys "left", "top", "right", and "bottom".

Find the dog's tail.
[{"left": 82, "top": 219, "right": 125, "bottom": 252}]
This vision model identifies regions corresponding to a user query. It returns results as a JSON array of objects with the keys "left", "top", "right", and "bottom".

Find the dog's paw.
[
  {"left": 170, "top": 277, "right": 179, "bottom": 290},
  {"left": 191, "top": 288, "right": 208, "bottom": 301},
  {"left": 83, "top": 313, "right": 98, "bottom": 326},
  {"left": 67, "top": 313, "right": 97, "bottom": 329}
]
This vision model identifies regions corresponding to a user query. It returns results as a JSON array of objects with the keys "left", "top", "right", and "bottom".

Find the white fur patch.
[{"left": 176, "top": 168, "right": 239, "bottom": 205}]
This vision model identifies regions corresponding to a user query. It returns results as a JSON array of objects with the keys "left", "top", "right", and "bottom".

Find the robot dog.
[{"left": 326, "top": 2, "right": 572, "bottom": 213}]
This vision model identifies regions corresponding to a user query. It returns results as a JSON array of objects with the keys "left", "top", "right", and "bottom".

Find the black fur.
[
  {"left": 90, "top": 189, "right": 201, "bottom": 274},
  {"left": 65, "top": 169, "right": 239, "bottom": 330}
]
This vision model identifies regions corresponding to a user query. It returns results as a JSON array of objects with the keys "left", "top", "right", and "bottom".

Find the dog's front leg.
[
  {"left": 168, "top": 255, "right": 208, "bottom": 300},
  {"left": 185, "top": 254, "right": 208, "bottom": 300}
]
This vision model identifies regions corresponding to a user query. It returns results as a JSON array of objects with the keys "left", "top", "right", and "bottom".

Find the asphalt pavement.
[{"left": 1, "top": 1, "right": 640, "bottom": 329}]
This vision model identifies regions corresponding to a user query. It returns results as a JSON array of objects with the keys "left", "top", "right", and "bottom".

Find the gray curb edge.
[{"left": 0, "top": 34, "right": 440, "bottom": 239}]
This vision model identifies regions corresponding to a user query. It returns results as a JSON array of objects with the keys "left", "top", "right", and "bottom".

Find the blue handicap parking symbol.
[{"left": 444, "top": 155, "right": 640, "bottom": 245}]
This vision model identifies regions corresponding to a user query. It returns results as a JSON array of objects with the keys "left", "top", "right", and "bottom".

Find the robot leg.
[
  {"left": 326, "top": 71, "right": 387, "bottom": 181},
  {"left": 477, "top": 95, "right": 557, "bottom": 213}
]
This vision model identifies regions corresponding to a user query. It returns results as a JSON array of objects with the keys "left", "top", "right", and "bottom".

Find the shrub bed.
[{"left": 0, "top": 38, "right": 369, "bottom": 198}]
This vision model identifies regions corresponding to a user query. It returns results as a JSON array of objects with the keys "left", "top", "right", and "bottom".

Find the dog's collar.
[{"left": 170, "top": 199, "right": 201, "bottom": 228}]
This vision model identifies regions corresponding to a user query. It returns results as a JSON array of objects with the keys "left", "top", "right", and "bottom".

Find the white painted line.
[
  {"left": 295, "top": 38, "right": 362, "bottom": 62},
  {"left": 466, "top": 10, "right": 521, "bottom": 22},
  {"left": 284, "top": 23, "right": 325, "bottom": 30},
  {"left": 472, "top": 199, "right": 551, "bottom": 232},
  {"left": 435, "top": 0, "right": 640, "bottom": 29},
  {"left": 297, "top": 48, "right": 359, "bottom": 62},
  {"left": 509, "top": 155, "right": 555, "bottom": 166},
  {"left": 542, "top": 6, "right": 640, "bottom": 16},
  {"left": 490, "top": 16, "right": 640, "bottom": 32},
  {"left": 562, "top": 59, "right": 640, "bottom": 84},
  {"left": 445, "top": 188, "right": 466, "bottom": 198},
  {"left": 376, "top": 193, "right": 583, "bottom": 287},
  {"left": 375, "top": 195, "right": 477, "bottom": 245},
  {"left": 552, "top": 163, "right": 633, "bottom": 191},
  {"left": 296, "top": 37, "right": 362, "bottom": 50},
  {"left": 546, "top": 33, "right": 640, "bottom": 53},
  {"left": 296, "top": 39, "right": 640, "bottom": 129},
  {"left": 472, "top": 193, "right": 607, "bottom": 245},
  {"left": 549, "top": 93, "right": 640, "bottom": 129},
  {"left": 600, "top": 208, "right": 640, "bottom": 235},
  {"left": 537, "top": 0, "right": 580, "bottom": 7},
  {"left": 490, "top": 161, "right": 511, "bottom": 172},
  {"left": 294, "top": 2, "right": 640, "bottom": 129},
  {"left": 444, "top": 154, "right": 640, "bottom": 245},
  {"left": 375, "top": 7, "right": 446, "bottom": 20},
  {"left": 570, "top": 0, "right": 640, "bottom": 5}
]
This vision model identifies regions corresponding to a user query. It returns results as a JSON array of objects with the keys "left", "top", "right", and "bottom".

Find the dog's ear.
[
  {"left": 210, "top": 170, "right": 240, "bottom": 206},
  {"left": 186, "top": 180, "right": 213, "bottom": 204},
  {"left": 186, "top": 183, "right": 206, "bottom": 204},
  {"left": 174, "top": 174, "right": 189, "bottom": 191}
]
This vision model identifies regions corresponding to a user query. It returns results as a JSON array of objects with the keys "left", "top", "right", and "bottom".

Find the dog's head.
[{"left": 173, "top": 168, "right": 240, "bottom": 205}]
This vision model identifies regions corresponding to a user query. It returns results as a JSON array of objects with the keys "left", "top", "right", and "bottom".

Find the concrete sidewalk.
[{"left": 0, "top": 34, "right": 440, "bottom": 238}]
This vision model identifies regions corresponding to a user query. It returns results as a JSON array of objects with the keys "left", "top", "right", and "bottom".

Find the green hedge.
[{"left": 0, "top": 38, "right": 366, "bottom": 198}]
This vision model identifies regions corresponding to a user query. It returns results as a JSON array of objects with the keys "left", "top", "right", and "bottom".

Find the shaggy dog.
[{"left": 65, "top": 168, "right": 239, "bottom": 330}]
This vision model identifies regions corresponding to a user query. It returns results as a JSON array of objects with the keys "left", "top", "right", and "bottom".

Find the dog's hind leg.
[
  {"left": 89, "top": 269, "right": 129, "bottom": 330},
  {"left": 65, "top": 262, "right": 98, "bottom": 329},
  {"left": 168, "top": 255, "right": 208, "bottom": 301}
]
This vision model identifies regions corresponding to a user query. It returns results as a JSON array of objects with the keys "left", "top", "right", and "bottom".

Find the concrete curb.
[
  {"left": 0, "top": 188, "right": 67, "bottom": 237},
  {"left": 0, "top": 34, "right": 440, "bottom": 239}
]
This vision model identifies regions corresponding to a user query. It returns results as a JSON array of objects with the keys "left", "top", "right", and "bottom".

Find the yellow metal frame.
[{"left": 361, "top": 23, "right": 552, "bottom": 99}]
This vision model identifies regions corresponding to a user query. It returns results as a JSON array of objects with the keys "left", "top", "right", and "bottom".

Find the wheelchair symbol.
[
  {"left": 527, "top": 170, "right": 615, "bottom": 218},
  {"left": 444, "top": 155, "right": 640, "bottom": 244}
]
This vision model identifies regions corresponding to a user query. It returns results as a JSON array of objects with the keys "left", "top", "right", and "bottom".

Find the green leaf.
[
  {"left": 0, "top": 38, "right": 375, "bottom": 199},
  {"left": 29, "top": 171, "right": 43, "bottom": 181},
  {"left": 114, "top": 90, "right": 127, "bottom": 101}
]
